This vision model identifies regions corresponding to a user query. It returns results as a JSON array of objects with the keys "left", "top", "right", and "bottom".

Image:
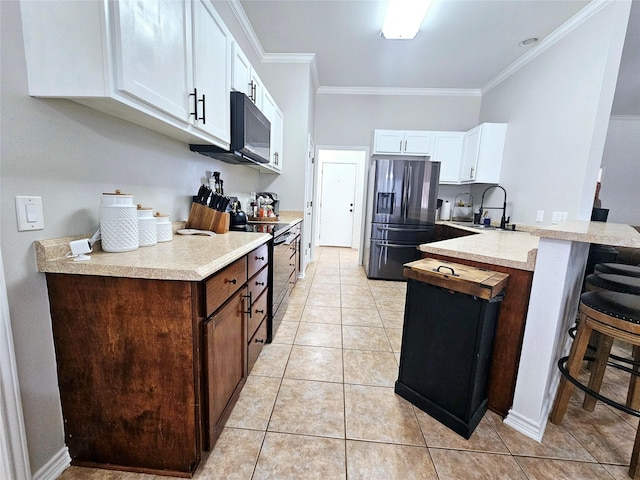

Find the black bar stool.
[
  {"left": 550, "top": 291, "right": 640, "bottom": 478},
  {"left": 595, "top": 263, "right": 640, "bottom": 278}
]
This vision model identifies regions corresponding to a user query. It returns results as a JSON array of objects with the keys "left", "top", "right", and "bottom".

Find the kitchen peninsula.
[
  {"left": 34, "top": 230, "right": 273, "bottom": 476},
  {"left": 419, "top": 225, "right": 539, "bottom": 417}
]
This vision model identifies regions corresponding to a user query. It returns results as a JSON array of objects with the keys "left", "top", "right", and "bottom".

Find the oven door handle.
[{"left": 273, "top": 236, "right": 289, "bottom": 246}]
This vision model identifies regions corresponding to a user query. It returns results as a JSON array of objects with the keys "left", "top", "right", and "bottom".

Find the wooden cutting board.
[{"left": 404, "top": 258, "right": 509, "bottom": 300}]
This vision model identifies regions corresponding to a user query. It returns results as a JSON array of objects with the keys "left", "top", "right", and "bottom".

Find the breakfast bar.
[{"left": 504, "top": 221, "right": 640, "bottom": 442}]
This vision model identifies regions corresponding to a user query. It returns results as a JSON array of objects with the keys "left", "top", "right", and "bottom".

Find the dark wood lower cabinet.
[
  {"left": 421, "top": 253, "right": 533, "bottom": 417},
  {"left": 46, "top": 274, "right": 202, "bottom": 477},
  {"left": 45, "top": 243, "right": 270, "bottom": 477},
  {"left": 204, "top": 288, "right": 246, "bottom": 449}
]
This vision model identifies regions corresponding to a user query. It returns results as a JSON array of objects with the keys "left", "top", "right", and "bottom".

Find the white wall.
[
  {"left": 600, "top": 116, "right": 640, "bottom": 225},
  {"left": 314, "top": 94, "right": 481, "bottom": 148},
  {"left": 0, "top": 2, "right": 262, "bottom": 473},
  {"left": 479, "top": 1, "right": 631, "bottom": 226},
  {"left": 257, "top": 62, "right": 314, "bottom": 211}
]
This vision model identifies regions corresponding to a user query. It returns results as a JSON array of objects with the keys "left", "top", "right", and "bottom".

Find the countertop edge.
[{"left": 418, "top": 243, "right": 537, "bottom": 271}]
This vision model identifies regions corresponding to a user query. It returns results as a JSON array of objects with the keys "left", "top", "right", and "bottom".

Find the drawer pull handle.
[
  {"left": 242, "top": 291, "right": 253, "bottom": 318},
  {"left": 255, "top": 256, "right": 265, "bottom": 261},
  {"left": 256, "top": 281, "right": 265, "bottom": 286},
  {"left": 228, "top": 278, "right": 237, "bottom": 285},
  {"left": 255, "top": 309, "right": 265, "bottom": 314},
  {"left": 254, "top": 338, "right": 265, "bottom": 344}
]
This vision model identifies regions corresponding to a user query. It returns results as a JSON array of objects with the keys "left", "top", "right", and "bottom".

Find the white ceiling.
[{"left": 237, "top": 0, "right": 639, "bottom": 113}]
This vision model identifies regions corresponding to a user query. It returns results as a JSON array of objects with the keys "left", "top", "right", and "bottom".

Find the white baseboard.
[
  {"left": 503, "top": 409, "right": 545, "bottom": 443},
  {"left": 32, "top": 447, "right": 70, "bottom": 480}
]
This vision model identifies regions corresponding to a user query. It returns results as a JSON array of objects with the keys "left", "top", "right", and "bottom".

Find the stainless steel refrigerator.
[{"left": 364, "top": 156, "right": 440, "bottom": 280}]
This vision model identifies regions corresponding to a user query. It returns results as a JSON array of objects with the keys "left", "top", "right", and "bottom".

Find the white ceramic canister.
[
  {"left": 100, "top": 190, "right": 139, "bottom": 252},
  {"left": 154, "top": 212, "right": 173, "bottom": 242},
  {"left": 137, "top": 205, "right": 157, "bottom": 247}
]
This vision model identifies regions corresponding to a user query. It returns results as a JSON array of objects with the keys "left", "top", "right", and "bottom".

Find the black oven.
[{"left": 237, "top": 222, "right": 295, "bottom": 341}]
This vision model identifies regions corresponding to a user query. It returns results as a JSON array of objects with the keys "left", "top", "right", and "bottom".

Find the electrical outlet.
[
  {"left": 551, "top": 211, "right": 568, "bottom": 224},
  {"left": 536, "top": 210, "right": 544, "bottom": 222}
]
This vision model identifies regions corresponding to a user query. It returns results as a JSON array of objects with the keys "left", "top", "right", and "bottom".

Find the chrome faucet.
[{"left": 479, "top": 185, "right": 510, "bottom": 229}]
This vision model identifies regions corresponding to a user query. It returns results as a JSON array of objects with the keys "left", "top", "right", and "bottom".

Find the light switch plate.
[{"left": 15, "top": 196, "right": 44, "bottom": 231}]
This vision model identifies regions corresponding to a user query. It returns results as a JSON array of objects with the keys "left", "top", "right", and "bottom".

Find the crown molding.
[
  {"left": 226, "top": 0, "right": 265, "bottom": 58},
  {"left": 481, "top": 0, "right": 612, "bottom": 94},
  {"left": 317, "top": 86, "right": 482, "bottom": 97}
]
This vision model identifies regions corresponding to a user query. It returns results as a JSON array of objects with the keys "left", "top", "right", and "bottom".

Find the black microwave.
[{"left": 189, "top": 91, "right": 271, "bottom": 165}]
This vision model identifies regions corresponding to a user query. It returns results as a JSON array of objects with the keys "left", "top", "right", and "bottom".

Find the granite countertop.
[
  {"left": 35, "top": 231, "right": 271, "bottom": 281},
  {"left": 35, "top": 213, "right": 304, "bottom": 281},
  {"left": 420, "top": 227, "right": 539, "bottom": 271},
  {"left": 533, "top": 221, "right": 640, "bottom": 247}
]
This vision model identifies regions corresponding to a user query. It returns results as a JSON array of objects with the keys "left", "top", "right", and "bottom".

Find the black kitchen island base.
[{"left": 395, "top": 381, "right": 488, "bottom": 439}]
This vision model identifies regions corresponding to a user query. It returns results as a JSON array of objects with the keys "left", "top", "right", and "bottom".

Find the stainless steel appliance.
[
  {"left": 364, "top": 155, "right": 440, "bottom": 280},
  {"left": 189, "top": 92, "right": 271, "bottom": 165},
  {"left": 239, "top": 221, "right": 297, "bottom": 341}
]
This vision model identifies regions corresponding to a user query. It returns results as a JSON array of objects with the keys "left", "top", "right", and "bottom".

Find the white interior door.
[{"left": 318, "top": 162, "right": 357, "bottom": 247}]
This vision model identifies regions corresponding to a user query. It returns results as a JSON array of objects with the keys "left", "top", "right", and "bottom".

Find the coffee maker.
[{"left": 257, "top": 192, "right": 279, "bottom": 217}]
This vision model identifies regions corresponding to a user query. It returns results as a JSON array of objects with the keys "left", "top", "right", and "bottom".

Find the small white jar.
[
  {"left": 100, "top": 190, "right": 139, "bottom": 253},
  {"left": 154, "top": 212, "right": 172, "bottom": 242},
  {"left": 137, "top": 205, "right": 157, "bottom": 247}
]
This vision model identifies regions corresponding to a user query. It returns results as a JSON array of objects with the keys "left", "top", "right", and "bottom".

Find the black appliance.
[
  {"left": 238, "top": 221, "right": 296, "bottom": 341},
  {"left": 189, "top": 92, "right": 271, "bottom": 165},
  {"left": 364, "top": 156, "right": 440, "bottom": 280}
]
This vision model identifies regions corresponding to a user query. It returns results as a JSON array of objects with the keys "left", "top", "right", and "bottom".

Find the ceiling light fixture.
[
  {"left": 519, "top": 37, "right": 539, "bottom": 47},
  {"left": 381, "top": 0, "right": 433, "bottom": 40}
]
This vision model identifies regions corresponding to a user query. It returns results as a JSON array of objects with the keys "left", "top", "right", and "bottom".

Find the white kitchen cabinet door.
[
  {"left": 373, "top": 130, "right": 434, "bottom": 155},
  {"left": 403, "top": 131, "right": 434, "bottom": 155},
  {"left": 432, "top": 132, "right": 464, "bottom": 183},
  {"left": 459, "top": 123, "right": 507, "bottom": 183},
  {"left": 459, "top": 126, "right": 481, "bottom": 182},
  {"left": 473, "top": 123, "right": 507, "bottom": 184},
  {"left": 231, "top": 43, "right": 252, "bottom": 96},
  {"left": 113, "top": 0, "right": 191, "bottom": 121},
  {"left": 191, "top": 0, "right": 231, "bottom": 143},
  {"left": 260, "top": 90, "right": 283, "bottom": 173}
]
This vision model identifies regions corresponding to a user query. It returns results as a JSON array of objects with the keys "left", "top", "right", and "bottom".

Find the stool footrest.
[{"left": 558, "top": 355, "right": 640, "bottom": 417}]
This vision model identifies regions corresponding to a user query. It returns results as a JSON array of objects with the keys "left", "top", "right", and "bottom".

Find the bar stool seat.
[
  {"left": 586, "top": 273, "right": 640, "bottom": 295},
  {"left": 550, "top": 291, "right": 640, "bottom": 478},
  {"left": 595, "top": 263, "right": 640, "bottom": 278}
]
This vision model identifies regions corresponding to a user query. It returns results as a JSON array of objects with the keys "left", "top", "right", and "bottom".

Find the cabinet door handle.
[
  {"left": 199, "top": 93, "right": 206, "bottom": 124},
  {"left": 255, "top": 309, "right": 265, "bottom": 315},
  {"left": 255, "top": 281, "right": 265, "bottom": 286},
  {"left": 242, "top": 291, "right": 253, "bottom": 318},
  {"left": 255, "top": 256, "right": 265, "bottom": 261},
  {"left": 254, "top": 338, "right": 265, "bottom": 344},
  {"left": 189, "top": 88, "right": 198, "bottom": 120},
  {"left": 470, "top": 167, "right": 475, "bottom": 177},
  {"left": 228, "top": 278, "right": 237, "bottom": 285},
  {"left": 404, "top": 140, "right": 407, "bottom": 151}
]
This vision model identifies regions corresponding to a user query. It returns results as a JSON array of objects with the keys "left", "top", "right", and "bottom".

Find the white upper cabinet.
[
  {"left": 113, "top": 0, "right": 191, "bottom": 121},
  {"left": 191, "top": 0, "right": 231, "bottom": 143},
  {"left": 262, "top": 90, "right": 283, "bottom": 172},
  {"left": 459, "top": 123, "right": 507, "bottom": 183},
  {"left": 373, "top": 130, "right": 434, "bottom": 155},
  {"left": 20, "top": 0, "right": 231, "bottom": 147},
  {"left": 431, "top": 132, "right": 464, "bottom": 183},
  {"left": 231, "top": 43, "right": 263, "bottom": 108},
  {"left": 231, "top": 43, "right": 252, "bottom": 97}
]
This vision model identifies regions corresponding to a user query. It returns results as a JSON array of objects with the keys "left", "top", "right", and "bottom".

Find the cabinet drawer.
[
  {"left": 248, "top": 266, "right": 268, "bottom": 302},
  {"left": 247, "top": 318, "right": 267, "bottom": 373},
  {"left": 247, "top": 289, "right": 268, "bottom": 341},
  {"left": 205, "top": 257, "right": 247, "bottom": 317},
  {"left": 248, "top": 243, "right": 269, "bottom": 278}
]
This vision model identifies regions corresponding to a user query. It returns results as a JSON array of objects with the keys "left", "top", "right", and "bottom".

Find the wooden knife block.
[{"left": 186, "top": 203, "right": 230, "bottom": 234}]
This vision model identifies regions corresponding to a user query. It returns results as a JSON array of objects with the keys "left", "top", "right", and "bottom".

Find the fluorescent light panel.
[{"left": 382, "top": 0, "right": 433, "bottom": 40}]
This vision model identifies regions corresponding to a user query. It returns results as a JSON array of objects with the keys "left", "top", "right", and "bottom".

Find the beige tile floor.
[{"left": 59, "top": 247, "right": 639, "bottom": 480}]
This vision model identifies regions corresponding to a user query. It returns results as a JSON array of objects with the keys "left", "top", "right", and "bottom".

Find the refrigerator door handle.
[
  {"left": 401, "top": 165, "right": 408, "bottom": 220},
  {"left": 406, "top": 165, "right": 413, "bottom": 219}
]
